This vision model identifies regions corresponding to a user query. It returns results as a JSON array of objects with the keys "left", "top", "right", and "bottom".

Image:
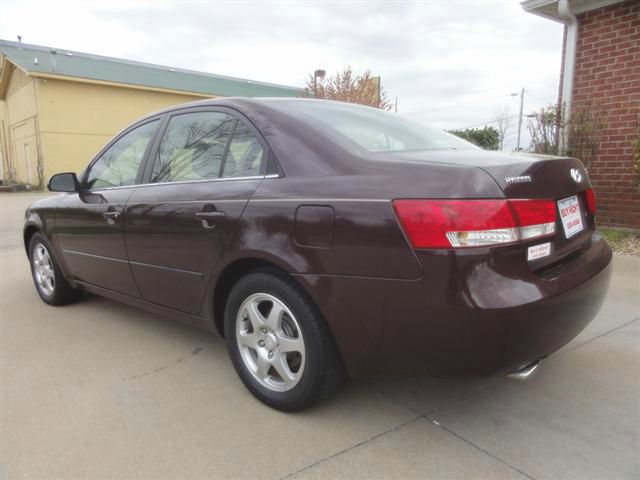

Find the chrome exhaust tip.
[{"left": 506, "top": 360, "right": 540, "bottom": 380}]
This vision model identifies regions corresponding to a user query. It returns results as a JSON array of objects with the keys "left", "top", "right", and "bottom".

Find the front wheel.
[
  {"left": 224, "top": 269, "right": 343, "bottom": 411},
  {"left": 28, "top": 233, "right": 82, "bottom": 306}
]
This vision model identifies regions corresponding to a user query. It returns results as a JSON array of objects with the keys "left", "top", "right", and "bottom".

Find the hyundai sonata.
[{"left": 24, "top": 98, "right": 612, "bottom": 411}]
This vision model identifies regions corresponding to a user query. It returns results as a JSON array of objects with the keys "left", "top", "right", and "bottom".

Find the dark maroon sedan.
[{"left": 24, "top": 98, "right": 612, "bottom": 411}]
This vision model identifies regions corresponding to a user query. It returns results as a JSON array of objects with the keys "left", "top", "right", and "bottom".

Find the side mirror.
[{"left": 48, "top": 172, "right": 80, "bottom": 192}]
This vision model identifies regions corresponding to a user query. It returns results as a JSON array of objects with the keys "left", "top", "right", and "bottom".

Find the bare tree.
[
  {"left": 493, "top": 105, "right": 512, "bottom": 150},
  {"left": 565, "top": 103, "right": 608, "bottom": 170},
  {"left": 527, "top": 102, "right": 607, "bottom": 167},
  {"left": 528, "top": 104, "right": 561, "bottom": 156},
  {"left": 305, "top": 66, "right": 392, "bottom": 110}
]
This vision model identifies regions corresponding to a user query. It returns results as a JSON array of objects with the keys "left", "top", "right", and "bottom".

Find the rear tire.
[
  {"left": 28, "top": 232, "right": 82, "bottom": 306},
  {"left": 224, "top": 268, "right": 344, "bottom": 411}
]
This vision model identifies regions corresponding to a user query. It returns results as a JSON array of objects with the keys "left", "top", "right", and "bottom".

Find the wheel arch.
[
  {"left": 23, "top": 224, "right": 41, "bottom": 254},
  {"left": 212, "top": 257, "right": 292, "bottom": 337}
]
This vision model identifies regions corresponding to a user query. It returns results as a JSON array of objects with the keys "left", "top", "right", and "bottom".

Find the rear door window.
[{"left": 151, "top": 112, "right": 235, "bottom": 183}]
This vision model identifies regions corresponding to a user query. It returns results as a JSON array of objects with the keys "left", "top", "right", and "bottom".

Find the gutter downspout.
[{"left": 558, "top": 0, "right": 578, "bottom": 153}]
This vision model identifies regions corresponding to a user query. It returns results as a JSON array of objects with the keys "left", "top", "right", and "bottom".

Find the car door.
[
  {"left": 55, "top": 118, "right": 160, "bottom": 295},
  {"left": 124, "top": 108, "right": 267, "bottom": 314}
]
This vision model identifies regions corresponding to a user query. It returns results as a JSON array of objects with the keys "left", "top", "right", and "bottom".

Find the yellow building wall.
[
  {"left": 35, "top": 77, "right": 210, "bottom": 181},
  {"left": 0, "top": 66, "right": 41, "bottom": 185}
]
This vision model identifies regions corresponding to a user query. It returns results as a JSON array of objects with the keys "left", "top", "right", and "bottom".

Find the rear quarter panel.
[
  {"left": 232, "top": 162, "right": 503, "bottom": 280},
  {"left": 214, "top": 164, "right": 504, "bottom": 365}
]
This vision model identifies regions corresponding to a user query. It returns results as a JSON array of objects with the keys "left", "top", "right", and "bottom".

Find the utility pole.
[
  {"left": 373, "top": 76, "right": 381, "bottom": 107},
  {"left": 516, "top": 87, "right": 525, "bottom": 151},
  {"left": 394, "top": 97, "right": 398, "bottom": 113},
  {"left": 313, "top": 69, "right": 325, "bottom": 98}
]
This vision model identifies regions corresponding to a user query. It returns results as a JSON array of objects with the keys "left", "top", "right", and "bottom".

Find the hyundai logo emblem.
[
  {"left": 505, "top": 175, "right": 532, "bottom": 184},
  {"left": 570, "top": 168, "right": 582, "bottom": 183}
]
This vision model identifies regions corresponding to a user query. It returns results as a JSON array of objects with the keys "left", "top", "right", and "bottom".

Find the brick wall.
[{"left": 570, "top": 0, "right": 639, "bottom": 228}]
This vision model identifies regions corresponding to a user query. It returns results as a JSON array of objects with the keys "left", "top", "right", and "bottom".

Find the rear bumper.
[{"left": 295, "top": 232, "right": 612, "bottom": 378}]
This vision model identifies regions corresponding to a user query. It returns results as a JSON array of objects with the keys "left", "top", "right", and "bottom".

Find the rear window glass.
[{"left": 280, "top": 100, "right": 477, "bottom": 153}]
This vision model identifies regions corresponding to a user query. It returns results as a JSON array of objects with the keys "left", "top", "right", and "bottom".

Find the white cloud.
[{"left": 0, "top": 0, "right": 564, "bottom": 150}]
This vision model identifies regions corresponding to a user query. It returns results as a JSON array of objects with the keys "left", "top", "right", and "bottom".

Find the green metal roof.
[{"left": 0, "top": 39, "right": 302, "bottom": 98}]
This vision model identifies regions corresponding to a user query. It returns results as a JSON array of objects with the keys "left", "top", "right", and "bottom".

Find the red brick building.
[{"left": 523, "top": 0, "right": 639, "bottom": 229}]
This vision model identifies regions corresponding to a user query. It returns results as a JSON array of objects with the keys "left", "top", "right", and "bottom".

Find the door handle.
[
  {"left": 195, "top": 211, "right": 227, "bottom": 220},
  {"left": 195, "top": 209, "right": 226, "bottom": 229},
  {"left": 102, "top": 210, "right": 121, "bottom": 224}
]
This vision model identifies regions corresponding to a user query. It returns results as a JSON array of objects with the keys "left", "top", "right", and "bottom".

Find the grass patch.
[{"left": 599, "top": 227, "right": 640, "bottom": 256}]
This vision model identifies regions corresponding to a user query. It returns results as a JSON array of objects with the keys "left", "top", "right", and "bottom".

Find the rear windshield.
[{"left": 280, "top": 100, "right": 478, "bottom": 153}]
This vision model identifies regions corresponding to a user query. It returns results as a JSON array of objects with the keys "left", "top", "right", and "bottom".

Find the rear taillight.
[
  {"left": 393, "top": 199, "right": 557, "bottom": 249},
  {"left": 585, "top": 188, "right": 596, "bottom": 214}
]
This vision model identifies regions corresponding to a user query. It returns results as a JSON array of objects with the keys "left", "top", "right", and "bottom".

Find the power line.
[
  {"left": 404, "top": 92, "right": 518, "bottom": 114},
  {"left": 403, "top": 77, "right": 560, "bottom": 115},
  {"left": 455, "top": 114, "right": 519, "bottom": 130},
  {"left": 526, "top": 82, "right": 560, "bottom": 95},
  {"left": 526, "top": 90, "right": 554, "bottom": 103},
  {"left": 453, "top": 85, "right": 549, "bottom": 146}
]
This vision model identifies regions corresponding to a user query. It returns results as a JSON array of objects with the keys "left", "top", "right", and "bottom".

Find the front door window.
[{"left": 85, "top": 120, "right": 158, "bottom": 189}]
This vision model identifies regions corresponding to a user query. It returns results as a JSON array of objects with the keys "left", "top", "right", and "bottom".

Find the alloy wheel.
[
  {"left": 32, "top": 243, "right": 55, "bottom": 297},
  {"left": 235, "top": 293, "right": 305, "bottom": 392}
]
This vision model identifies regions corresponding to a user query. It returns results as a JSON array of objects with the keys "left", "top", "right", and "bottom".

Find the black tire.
[
  {"left": 224, "top": 268, "right": 344, "bottom": 411},
  {"left": 28, "top": 232, "right": 82, "bottom": 306}
]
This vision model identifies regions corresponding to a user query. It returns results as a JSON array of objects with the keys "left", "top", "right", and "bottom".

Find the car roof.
[
  {"left": 126, "top": 97, "right": 365, "bottom": 177},
  {"left": 137, "top": 97, "right": 354, "bottom": 121}
]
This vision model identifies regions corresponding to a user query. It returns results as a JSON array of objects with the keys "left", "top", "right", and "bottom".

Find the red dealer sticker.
[{"left": 558, "top": 195, "right": 584, "bottom": 239}]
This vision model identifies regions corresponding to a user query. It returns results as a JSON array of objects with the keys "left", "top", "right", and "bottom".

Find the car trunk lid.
[
  {"left": 478, "top": 154, "right": 595, "bottom": 271},
  {"left": 477, "top": 153, "right": 589, "bottom": 200},
  {"left": 385, "top": 150, "right": 595, "bottom": 270}
]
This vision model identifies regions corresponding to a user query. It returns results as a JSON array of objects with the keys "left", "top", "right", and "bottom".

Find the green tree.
[{"left": 448, "top": 126, "right": 501, "bottom": 150}]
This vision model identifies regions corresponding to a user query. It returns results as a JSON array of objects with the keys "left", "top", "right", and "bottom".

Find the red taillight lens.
[
  {"left": 509, "top": 199, "right": 558, "bottom": 241},
  {"left": 392, "top": 200, "right": 514, "bottom": 248},
  {"left": 585, "top": 188, "right": 596, "bottom": 214},
  {"left": 509, "top": 200, "right": 557, "bottom": 226},
  {"left": 393, "top": 199, "right": 557, "bottom": 249}
]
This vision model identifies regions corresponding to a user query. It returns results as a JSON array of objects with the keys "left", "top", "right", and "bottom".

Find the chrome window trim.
[
  {"left": 127, "top": 199, "right": 249, "bottom": 205},
  {"left": 84, "top": 173, "right": 280, "bottom": 192},
  {"left": 250, "top": 198, "right": 390, "bottom": 203}
]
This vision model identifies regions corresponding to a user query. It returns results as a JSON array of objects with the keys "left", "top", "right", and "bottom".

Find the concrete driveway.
[{"left": 1, "top": 192, "right": 639, "bottom": 479}]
